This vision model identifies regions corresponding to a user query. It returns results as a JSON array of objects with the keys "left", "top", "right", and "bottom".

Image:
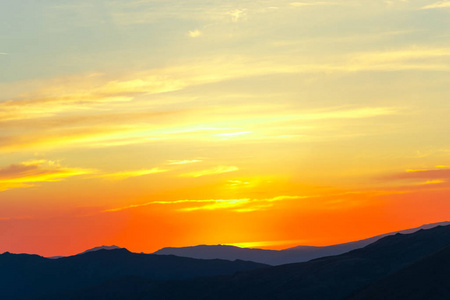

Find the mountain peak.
[{"left": 77, "top": 245, "right": 124, "bottom": 255}]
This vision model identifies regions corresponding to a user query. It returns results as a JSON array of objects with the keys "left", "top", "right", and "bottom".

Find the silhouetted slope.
[
  {"left": 155, "top": 244, "right": 281, "bottom": 264},
  {"left": 155, "top": 221, "right": 450, "bottom": 265},
  {"left": 45, "top": 276, "right": 157, "bottom": 300},
  {"left": 76, "top": 245, "right": 122, "bottom": 255},
  {"left": 0, "top": 248, "right": 267, "bottom": 300},
  {"left": 348, "top": 243, "right": 450, "bottom": 300},
  {"left": 141, "top": 225, "right": 450, "bottom": 299}
]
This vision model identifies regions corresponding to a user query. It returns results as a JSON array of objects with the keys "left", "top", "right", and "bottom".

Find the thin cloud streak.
[
  {"left": 387, "top": 167, "right": 450, "bottom": 180},
  {"left": 421, "top": 1, "right": 450, "bottom": 9},
  {"left": 102, "top": 195, "right": 307, "bottom": 213},
  {"left": 180, "top": 166, "right": 239, "bottom": 177},
  {"left": 290, "top": 2, "right": 338, "bottom": 7},
  {"left": 168, "top": 160, "right": 202, "bottom": 165},
  {"left": 0, "top": 160, "right": 94, "bottom": 192},
  {"left": 3, "top": 47, "right": 447, "bottom": 123},
  {"left": 97, "top": 168, "right": 168, "bottom": 180}
]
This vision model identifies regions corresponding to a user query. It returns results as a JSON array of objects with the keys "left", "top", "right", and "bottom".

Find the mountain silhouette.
[
  {"left": 76, "top": 245, "right": 122, "bottom": 255},
  {"left": 348, "top": 243, "right": 450, "bottom": 300},
  {"left": 154, "top": 221, "right": 450, "bottom": 265},
  {"left": 123, "top": 224, "right": 450, "bottom": 299},
  {"left": 0, "top": 248, "right": 267, "bottom": 300}
]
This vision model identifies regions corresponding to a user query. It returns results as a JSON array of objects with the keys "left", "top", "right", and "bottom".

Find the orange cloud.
[
  {"left": 388, "top": 167, "right": 450, "bottom": 180},
  {"left": 103, "top": 195, "right": 306, "bottom": 213},
  {"left": 0, "top": 160, "right": 94, "bottom": 191}
]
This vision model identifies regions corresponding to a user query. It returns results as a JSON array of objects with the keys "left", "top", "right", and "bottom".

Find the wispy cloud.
[
  {"left": 98, "top": 168, "right": 168, "bottom": 180},
  {"left": 290, "top": 2, "right": 338, "bottom": 7},
  {"left": 229, "top": 9, "right": 247, "bottom": 22},
  {"left": 168, "top": 160, "right": 202, "bottom": 165},
  {"left": 421, "top": 1, "right": 450, "bottom": 9},
  {"left": 379, "top": 166, "right": 450, "bottom": 188},
  {"left": 419, "top": 180, "right": 446, "bottom": 185},
  {"left": 352, "top": 48, "right": 450, "bottom": 64},
  {"left": 390, "top": 167, "right": 450, "bottom": 180},
  {"left": 295, "top": 107, "right": 398, "bottom": 120},
  {"left": 103, "top": 195, "right": 306, "bottom": 213},
  {"left": 188, "top": 29, "right": 202, "bottom": 37},
  {"left": 180, "top": 166, "right": 239, "bottom": 177},
  {"left": 0, "top": 160, "right": 93, "bottom": 191}
]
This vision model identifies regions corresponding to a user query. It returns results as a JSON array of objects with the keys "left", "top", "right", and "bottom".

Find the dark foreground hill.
[
  {"left": 140, "top": 225, "right": 450, "bottom": 299},
  {"left": 0, "top": 248, "right": 267, "bottom": 300},
  {"left": 154, "top": 221, "right": 450, "bottom": 265},
  {"left": 348, "top": 243, "right": 450, "bottom": 300},
  {"left": 65, "top": 224, "right": 450, "bottom": 300}
]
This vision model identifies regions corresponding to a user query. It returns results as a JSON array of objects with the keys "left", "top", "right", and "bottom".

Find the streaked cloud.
[
  {"left": 421, "top": 1, "right": 450, "bottom": 9},
  {"left": 419, "top": 180, "right": 446, "bottom": 185},
  {"left": 0, "top": 160, "right": 93, "bottom": 191},
  {"left": 102, "top": 199, "right": 231, "bottom": 213},
  {"left": 168, "top": 160, "right": 202, "bottom": 165},
  {"left": 380, "top": 167, "right": 450, "bottom": 189},
  {"left": 229, "top": 9, "right": 247, "bottom": 22},
  {"left": 103, "top": 195, "right": 306, "bottom": 213},
  {"left": 98, "top": 168, "right": 168, "bottom": 180},
  {"left": 290, "top": 2, "right": 338, "bottom": 7},
  {"left": 393, "top": 167, "right": 450, "bottom": 180},
  {"left": 180, "top": 166, "right": 239, "bottom": 177},
  {"left": 352, "top": 48, "right": 450, "bottom": 64},
  {"left": 295, "top": 107, "right": 398, "bottom": 120},
  {"left": 227, "top": 180, "right": 250, "bottom": 187},
  {"left": 216, "top": 131, "right": 253, "bottom": 137}
]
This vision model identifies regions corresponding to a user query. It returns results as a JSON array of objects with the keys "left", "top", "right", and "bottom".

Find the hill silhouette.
[
  {"left": 348, "top": 243, "right": 450, "bottom": 300},
  {"left": 128, "top": 224, "right": 450, "bottom": 299},
  {"left": 76, "top": 245, "right": 122, "bottom": 255},
  {"left": 154, "top": 221, "right": 450, "bottom": 265},
  {"left": 0, "top": 248, "right": 267, "bottom": 300},
  {"left": 5, "top": 223, "right": 450, "bottom": 299}
]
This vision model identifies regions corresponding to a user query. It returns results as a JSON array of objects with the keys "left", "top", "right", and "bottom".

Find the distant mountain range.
[
  {"left": 154, "top": 221, "right": 450, "bottom": 265},
  {"left": 50, "top": 223, "right": 450, "bottom": 300}
]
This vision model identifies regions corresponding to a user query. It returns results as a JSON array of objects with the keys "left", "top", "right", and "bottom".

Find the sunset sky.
[{"left": 1, "top": 0, "right": 450, "bottom": 256}]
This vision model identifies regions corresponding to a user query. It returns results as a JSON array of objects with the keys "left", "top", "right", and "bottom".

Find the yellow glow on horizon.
[{"left": 228, "top": 240, "right": 305, "bottom": 249}]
